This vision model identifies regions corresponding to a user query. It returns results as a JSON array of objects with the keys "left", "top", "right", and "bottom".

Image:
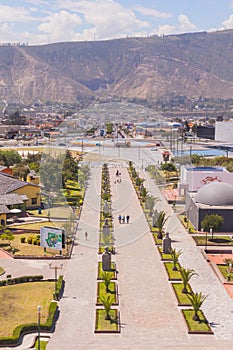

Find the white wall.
[{"left": 215, "top": 121, "right": 233, "bottom": 142}]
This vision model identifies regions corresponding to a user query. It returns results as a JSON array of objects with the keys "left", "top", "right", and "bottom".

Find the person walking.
[
  {"left": 85, "top": 231, "right": 88, "bottom": 240},
  {"left": 122, "top": 215, "right": 125, "bottom": 224},
  {"left": 126, "top": 215, "right": 130, "bottom": 223},
  {"left": 118, "top": 214, "right": 122, "bottom": 224}
]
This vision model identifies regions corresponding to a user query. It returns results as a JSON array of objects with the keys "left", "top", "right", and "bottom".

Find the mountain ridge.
[{"left": 1, "top": 30, "right": 233, "bottom": 103}]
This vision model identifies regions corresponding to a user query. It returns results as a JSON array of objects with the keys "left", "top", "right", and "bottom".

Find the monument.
[
  {"left": 102, "top": 247, "right": 112, "bottom": 271},
  {"left": 162, "top": 232, "right": 172, "bottom": 254}
]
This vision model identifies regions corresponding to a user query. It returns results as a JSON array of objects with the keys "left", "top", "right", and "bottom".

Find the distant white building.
[
  {"left": 178, "top": 165, "right": 233, "bottom": 194},
  {"left": 215, "top": 121, "right": 233, "bottom": 142}
]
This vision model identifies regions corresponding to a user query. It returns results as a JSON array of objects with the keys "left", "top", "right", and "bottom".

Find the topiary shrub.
[
  {"left": 27, "top": 237, "right": 32, "bottom": 244},
  {"left": 20, "top": 237, "right": 26, "bottom": 243}
]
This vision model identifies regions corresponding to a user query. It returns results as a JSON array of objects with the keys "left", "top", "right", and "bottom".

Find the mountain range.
[{"left": 1, "top": 30, "right": 233, "bottom": 104}]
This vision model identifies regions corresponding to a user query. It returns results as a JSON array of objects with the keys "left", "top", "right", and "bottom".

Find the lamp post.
[
  {"left": 210, "top": 226, "right": 213, "bottom": 240},
  {"left": 227, "top": 263, "right": 232, "bottom": 281},
  {"left": 37, "top": 305, "right": 41, "bottom": 350},
  {"left": 49, "top": 263, "right": 63, "bottom": 295}
]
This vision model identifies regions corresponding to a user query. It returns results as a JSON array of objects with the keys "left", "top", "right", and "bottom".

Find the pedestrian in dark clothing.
[
  {"left": 118, "top": 214, "right": 122, "bottom": 223},
  {"left": 126, "top": 215, "right": 130, "bottom": 223},
  {"left": 122, "top": 215, "right": 125, "bottom": 224}
]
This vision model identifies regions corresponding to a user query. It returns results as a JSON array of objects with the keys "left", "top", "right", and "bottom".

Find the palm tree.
[
  {"left": 145, "top": 196, "right": 160, "bottom": 216},
  {"left": 179, "top": 267, "right": 197, "bottom": 293},
  {"left": 187, "top": 292, "right": 208, "bottom": 321},
  {"left": 140, "top": 186, "right": 148, "bottom": 202},
  {"left": 99, "top": 295, "right": 114, "bottom": 320},
  {"left": 156, "top": 211, "right": 169, "bottom": 239},
  {"left": 170, "top": 248, "right": 182, "bottom": 271},
  {"left": 102, "top": 272, "right": 112, "bottom": 293}
]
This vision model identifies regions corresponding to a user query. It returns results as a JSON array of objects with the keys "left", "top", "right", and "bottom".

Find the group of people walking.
[{"left": 118, "top": 214, "right": 130, "bottom": 224}]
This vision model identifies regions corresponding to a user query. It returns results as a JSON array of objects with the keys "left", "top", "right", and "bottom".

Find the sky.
[{"left": 1, "top": 0, "right": 233, "bottom": 45}]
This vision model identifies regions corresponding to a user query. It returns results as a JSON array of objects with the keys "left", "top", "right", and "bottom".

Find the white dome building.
[{"left": 186, "top": 182, "right": 233, "bottom": 232}]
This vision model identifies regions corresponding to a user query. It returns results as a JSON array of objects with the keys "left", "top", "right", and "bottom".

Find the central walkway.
[{"left": 47, "top": 164, "right": 233, "bottom": 350}]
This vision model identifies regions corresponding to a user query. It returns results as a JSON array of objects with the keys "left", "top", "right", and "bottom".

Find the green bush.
[
  {"left": 27, "top": 237, "right": 32, "bottom": 244},
  {"left": 0, "top": 275, "right": 43, "bottom": 286},
  {"left": 20, "top": 237, "right": 26, "bottom": 243},
  {"left": 54, "top": 275, "right": 64, "bottom": 300}
]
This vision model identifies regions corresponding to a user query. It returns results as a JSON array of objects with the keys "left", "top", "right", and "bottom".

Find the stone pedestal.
[
  {"left": 102, "top": 247, "right": 111, "bottom": 271},
  {"left": 162, "top": 232, "right": 172, "bottom": 254}
]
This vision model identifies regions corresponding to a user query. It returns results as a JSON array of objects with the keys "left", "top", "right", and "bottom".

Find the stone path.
[
  {"left": 5, "top": 164, "right": 233, "bottom": 349},
  {"left": 47, "top": 165, "right": 233, "bottom": 349}
]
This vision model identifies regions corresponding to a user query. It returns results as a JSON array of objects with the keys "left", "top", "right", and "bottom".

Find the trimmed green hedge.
[
  {"left": 0, "top": 301, "right": 58, "bottom": 346},
  {"left": 54, "top": 275, "right": 64, "bottom": 300},
  {"left": 0, "top": 275, "right": 43, "bottom": 286}
]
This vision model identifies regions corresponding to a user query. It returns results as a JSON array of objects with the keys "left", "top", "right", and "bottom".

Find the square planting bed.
[
  {"left": 157, "top": 246, "right": 172, "bottom": 261},
  {"left": 171, "top": 283, "right": 193, "bottom": 306},
  {"left": 95, "top": 309, "right": 120, "bottom": 333},
  {"left": 97, "top": 262, "right": 117, "bottom": 280},
  {"left": 96, "top": 282, "right": 118, "bottom": 306},
  {"left": 163, "top": 262, "right": 182, "bottom": 281},
  {"left": 181, "top": 309, "right": 213, "bottom": 334}
]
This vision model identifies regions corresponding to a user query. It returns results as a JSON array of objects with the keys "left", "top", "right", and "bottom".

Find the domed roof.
[{"left": 195, "top": 182, "right": 233, "bottom": 206}]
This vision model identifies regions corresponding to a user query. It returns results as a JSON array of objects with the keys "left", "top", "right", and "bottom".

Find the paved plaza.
[{"left": 1, "top": 161, "right": 233, "bottom": 349}]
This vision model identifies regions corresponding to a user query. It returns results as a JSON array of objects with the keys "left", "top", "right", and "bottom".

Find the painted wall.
[{"left": 13, "top": 185, "right": 41, "bottom": 209}]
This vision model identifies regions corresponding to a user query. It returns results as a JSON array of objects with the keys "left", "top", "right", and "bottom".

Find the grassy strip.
[
  {"left": 34, "top": 339, "right": 48, "bottom": 350},
  {"left": 172, "top": 283, "right": 192, "bottom": 306},
  {"left": 98, "top": 262, "right": 116, "bottom": 280},
  {"left": 192, "top": 235, "right": 233, "bottom": 246},
  {"left": 95, "top": 309, "right": 119, "bottom": 332},
  {"left": 217, "top": 264, "right": 229, "bottom": 280},
  {"left": 157, "top": 246, "right": 172, "bottom": 261},
  {"left": 0, "top": 267, "right": 5, "bottom": 276},
  {"left": 96, "top": 282, "right": 117, "bottom": 305},
  {"left": 164, "top": 262, "right": 181, "bottom": 281},
  {"left": 182, "top": 309, "right": 213, "bottom": 334}
]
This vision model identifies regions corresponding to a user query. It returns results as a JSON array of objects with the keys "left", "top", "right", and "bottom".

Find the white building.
[
  {"left": 178, "top": 165, "right": 233, "bottom": 194},
  {"left": 215, "top": 121, "right": 233, "bottom": 142}
]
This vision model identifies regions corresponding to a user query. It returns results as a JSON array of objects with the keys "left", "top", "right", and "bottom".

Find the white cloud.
[
  {"left": 222, "top": 14, "right": 233, "bottom": 29},
  {"left": 57, "top": 0, "right": 149, "bottom": 39},
  {"left": 134, "top": 5, "right": 172, "bottom": 19},
  {"left": 151, "top": 14, "right": 197, "bottom": 36},
  {"left": 38, "top": 10, "right": 82, "bottom": 42},
  {"left": 0, "top": 5, "right": 36, "bottom": 22}
]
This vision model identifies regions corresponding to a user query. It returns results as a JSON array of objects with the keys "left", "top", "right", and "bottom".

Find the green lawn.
[
  {"left": 96, "top": 282, "right": 117, "bottom": 305},
  {"left": 0, "top": 282, "right": 54, "bottom": 337},
  {"left": 95, "top": 309, "right": 119, "bottom": 332},
  {"left": 0, "top": 267, "right": 5, "bottom": 276},
  {"left": 182, "top": 309, "right": 213, "bottom": 333},
  {"left": 0, "top": 233, "right": 67, "bottom": 257},
  {"left": 98, "top": 262, "right": 116, "bottom": 280},
  {"left": 28, "top": 206, "right": 77, "bottom": 219},
  {"left": 34, "top": 339, "right": 48, "bottom": 350},
  {"left": 172, "top": 283, "right": 193, "bottom": 306},
  {"left": 217, "top": 264, "right": 229, "bottom": 281},
  {"left": 164, "top": 262, "right": 182, "bottom": 280},
  {"left": 192, "top": 235, "right": 233, "bottom": 246}
]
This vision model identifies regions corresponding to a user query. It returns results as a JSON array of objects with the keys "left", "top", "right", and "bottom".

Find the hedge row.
[
  {"left": 0, "top": 275, "right": 43, "bottom": 286},
  {"left": 0, "top": 301, "right": 58, "bottom": 346}
]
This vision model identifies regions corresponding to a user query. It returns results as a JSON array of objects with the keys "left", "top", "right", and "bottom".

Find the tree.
[
  {"left": 170, "top": 248, "right": 182, "bottom": 271},
  {"left": 140, "top": 186, "right": 148, "bottom": 202},
  {"left": 201, "top": 214, "right": 224, "bottom": 233},
  {"left": 145, "top": 196, "right": 160, "bottom": 216},
  {"left": 102, "top": 272, "right": 112, "bottom": 293},
  {"left": 0, "top": 229, "right": 15, "bottom": 251},
  {"left": 99, "top": 295, "right": 114, "bottom": 320},
  {"left": 179, "top": 267, "right": 197, "bottom": 293},
  {"left": 187, "top": 292, "right": 208, "bottom": 321},
  {"left": 155, "top": 211, "right": 169, "bottom": 239}
]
